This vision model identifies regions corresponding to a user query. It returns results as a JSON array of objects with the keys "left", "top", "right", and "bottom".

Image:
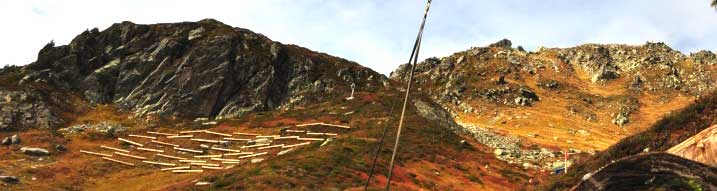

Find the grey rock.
[
  {"left": 20, "top": 147, "right": 49, "bottom": 156},
  {"left": 250, "top": 158, "right": 265, "bottom": 163},
  {"left": 0, "top": 176, "right": 18, "bottom": 184},
  {"left": 55, "top": 144, "right": 67, "bottom": 152},
  {"left": 59, "top": 122, "right": 126, "bottom": 136},
  {"left": 489, "top": 39, "right": 512, "bottom": 49},
  {"left": 10, "top": 134, "right": 20, "bottom": 144}
]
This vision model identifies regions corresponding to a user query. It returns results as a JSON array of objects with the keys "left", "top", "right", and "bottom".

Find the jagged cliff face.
[
  {"left": 391, "top": 39, "right": 717, "bottom": 151},
  {"left": 19, "top": 19, "right": 387, "bottom": 119}
]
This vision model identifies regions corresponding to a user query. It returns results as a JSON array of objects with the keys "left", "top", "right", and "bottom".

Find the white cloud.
[{"left": 1, "top": 0, "right": 716, "bottom": 75}]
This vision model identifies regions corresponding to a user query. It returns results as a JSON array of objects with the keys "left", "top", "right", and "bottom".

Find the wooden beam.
[
  {"left": 237, "top": 152, "right": 268, "bottom": 159},
  {"left": 142, "top": 160, "right": 176, "bottom": 166},
  {"left": 306, "top": 132, "right": 325, "bottom": 135},
  {"left": 102, "top": 157, "right": 135, "bottom": 166},
  {"left": 256, "top": 135, "right": 280, "bottom": 138},
  {"left": 190, "top": 163, "right": 220, "bottom": 167},
  {"left": 223, "top": 152, "right": 254, "bottom": 156},
  {"left": 190, "top": 138, "right": 222, "bottom": 144},
  {"left": 257, "top": 144, "right": 285, "bottom": 150},
  {"left": 80, "top": 150, "right": 113, "bottom": 157},
  {"left": 118, "top": 138, "right": 144, "bottom": 147},
  {"left": 223, "top": 138, "right": 251, "bottom": 141},
  {"left": 283, "top": 142, "right": 311, "bottom": 148},
  {"left": 297, "top": 137, "right": 325, "bottom": 141},
  {"left": 167, "top": 135, "right": 193, "bottom": 139},
  {"left": 325, "top": 133, "right": 338, "bottom": 136},
  {"left": 210, "top": 158, "right": 241, "bottom": 162},
  {"left": 221, "top": 161, "right": 242, "bottom": 164},
  {"left": 147, "top": 131, "right": 178, "bottom": 136},
  {"left": 193, "top": 154, "right": 223, "bottom": 158},
  {"left": 180, "top": 130, "right": 204, "bottom": 134},
  {"left": 296, "top": 122, "right": 351, "bottom": 129},
  {"left": 128, "top": 134, "right": 157, "bottom": 140},
  {"left": 160, "top": 166, "right": 190, "bottom": 171},
  {"left": 241, "top": 144, "right": 270, "bottom": 149},
  {"left": 275, "top": 136, "right": 299, "bottom": 140},
  {"left": 171, "top": 169, "right": 203, "bottom": 173},
  {"left": 174, "top": 147, "right": 203, "bottom": 154},
  {"left": 204, "top": 130, "right": 232, "bottom": 137},
  {"left": 137, "top": 147, "right": 164, "bottom": 153},
  {"left": 211, "top": 147, "right": 241, "bottom": 153},
  {"left": 156, "top": 153, "right": 186, "bottom": 160},
  {"left": 100, "top": 145, "right": 130, "bottom": 153},
  {"left": 151, "top": 140, "right": 179, "bottom": 147},
  {"left": 179, "top": 160, "right": 206, "bottom": 163},
  {"left": 114, "top": 152, "right": 147, "bottom": 160},
  {"left": 201, "top": 166, "right": 224, "bottom": 170},
  {"left": 233, "top": 132, "right": 261, "bottom": 136},
  {"left": 285, "top": 130, "right": 306, "bottom": 133}
]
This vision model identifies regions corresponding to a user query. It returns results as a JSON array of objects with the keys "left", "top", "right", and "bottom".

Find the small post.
[{"left": 564, "top": 149, "right": 569, "bottom": 175}]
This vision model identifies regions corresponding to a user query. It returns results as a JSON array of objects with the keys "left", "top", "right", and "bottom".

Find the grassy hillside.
[{"left": 542, "top": 91, "right": 717, "bottom": 190}]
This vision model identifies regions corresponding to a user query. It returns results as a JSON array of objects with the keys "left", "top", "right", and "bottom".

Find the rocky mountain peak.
[{"left": 16, "top": 19, "right": 387, "bottom": 120}]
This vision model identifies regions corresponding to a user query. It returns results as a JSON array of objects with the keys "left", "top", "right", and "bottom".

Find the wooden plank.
[
  {"left": 201, "top": 166, "right": 224, "bottom": 170},
  {"left": 233, "top": 132, "right": 261, "bottom": 136},
  {"left": 142, "top": 160, "right": 176, "bottom": 166},
  {"left": 223, "top": 138, "right": 251, "bottom": 141},
  {"left": 204, "top": 130, "right": 232, "bottom": 137},
  {"left": 193, "top": 154, "right": 223, "bottom": 158},
  {"left": 257, "top": 144, "right": 285, "bottom": 150},
  {"left": 114, "top": 152, "right": 147, "bottom": 160},
  {"left": 275, "top": 136, "right": 299, "bottom": 140},
  {"left": 80, "top": 150, "right": 113, "bottom": 157},
  {"left": 297, "top": 137, "right": 325, "bottom": 141},
  {"left": 100, "top": 145, "right": 130, "bottom": 153},
  {"left": 174, "top": 147, "right": 203, "bottom": 154},
  {"left": 241, "top": 144, "right": 270, "bottom": 149},
  {"left": 190, "top": 138, "right": 222, "bottom": 144},
  {"left": 221, "top": 161, "right": 242, "bottom": 164},
  {"left": 147, "top": 131, "right": 178, "bottom": 136},
  {"left": 151, "top": 140, "right": 179, "bottom": 147},
  {"left": 137, "top": 147, "right": 164, "bottom": 153},
  {"left": 102, "top": 157, "right": 135, "bottom": 166},
  {"left": 325, "top": 133, "right": 338, "bottom": 136},
  {"left": 128, "top": 134, "right": 157, "bottom": 140},
  {"left": 180, "top": 130, "right": 204, "bottom": 134},
  {"left": 179, "top": 160, "right": 206, "bottom": 163},
  {"left": 285, "top": 130, "right": 306, "bottom": 133},
  {"left": 237, "top": 152, "right": 268, "bottom": 159},
  {"left": 211, "top": 147, "right": 241, "bottom": 153},
  {"left": 190, "top": 163, "right": 220, "bottom": 167},
  {"left": 118, "top": 138, "right": 144, "bottom": 147},
  {"left": 210, "top": 158, "right": 241, "bottom": 162},
  {"left": 296, "top": 122, "right": 351, "bottom": 129},
  {"left": 283, "top": 142, "right": 311, "bottom": 148},
  {"left": 223, "top": 152, "right": 254, "bottom": 156},
  {"left": 156, "top": 153, "right": 187, "bottom": 160},
  {"left": 171, "top": 169, "right": 203, "bottom": 173},
  {"left": 256, "top": 135, "right": 280, "bottom": 138},
  {"left": 161, "top": 166, "right": 190, "bottom": 171},
  {"left": 167, "top": 135, "right": 193, "bottom": 139},
  {"left": 306, "top": 132, "right": 325, "bottom": 135}
]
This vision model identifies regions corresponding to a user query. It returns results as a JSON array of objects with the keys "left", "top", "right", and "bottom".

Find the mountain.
[
  {"left": 390, "top": 39, "right": 717, "bottom": 169},
  {"left": 20, "top": 19, "right": 386, "bottom": 120},
  {"left": 0, "top": 20, "right": 534, "bottom": 191},
  {"left": 543, "top": 93, "right": 717, "bottom": 190}
]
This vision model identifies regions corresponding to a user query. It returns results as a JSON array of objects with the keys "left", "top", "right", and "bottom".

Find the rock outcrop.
[
  {"left": 19, "top": 19, "right": 386, "bottom": 119},
  {"left": 0, "top": 89, "right": 59, "bottom": 130}
]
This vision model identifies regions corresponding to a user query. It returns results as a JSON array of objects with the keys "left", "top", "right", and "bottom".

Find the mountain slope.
[
  {"left": 21, "top": 19, "right": 386, "bottom": 119},
  {"left": 0, "top": 20, "right": 534, "bottom": 191},
  {"left": 543, "top": 92, "right": 717, "bottom": 190}
]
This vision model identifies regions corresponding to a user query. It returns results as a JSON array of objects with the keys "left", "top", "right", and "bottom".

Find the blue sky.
[{"left": 1, "top": 0, "right": 716, "bottom": 75}]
